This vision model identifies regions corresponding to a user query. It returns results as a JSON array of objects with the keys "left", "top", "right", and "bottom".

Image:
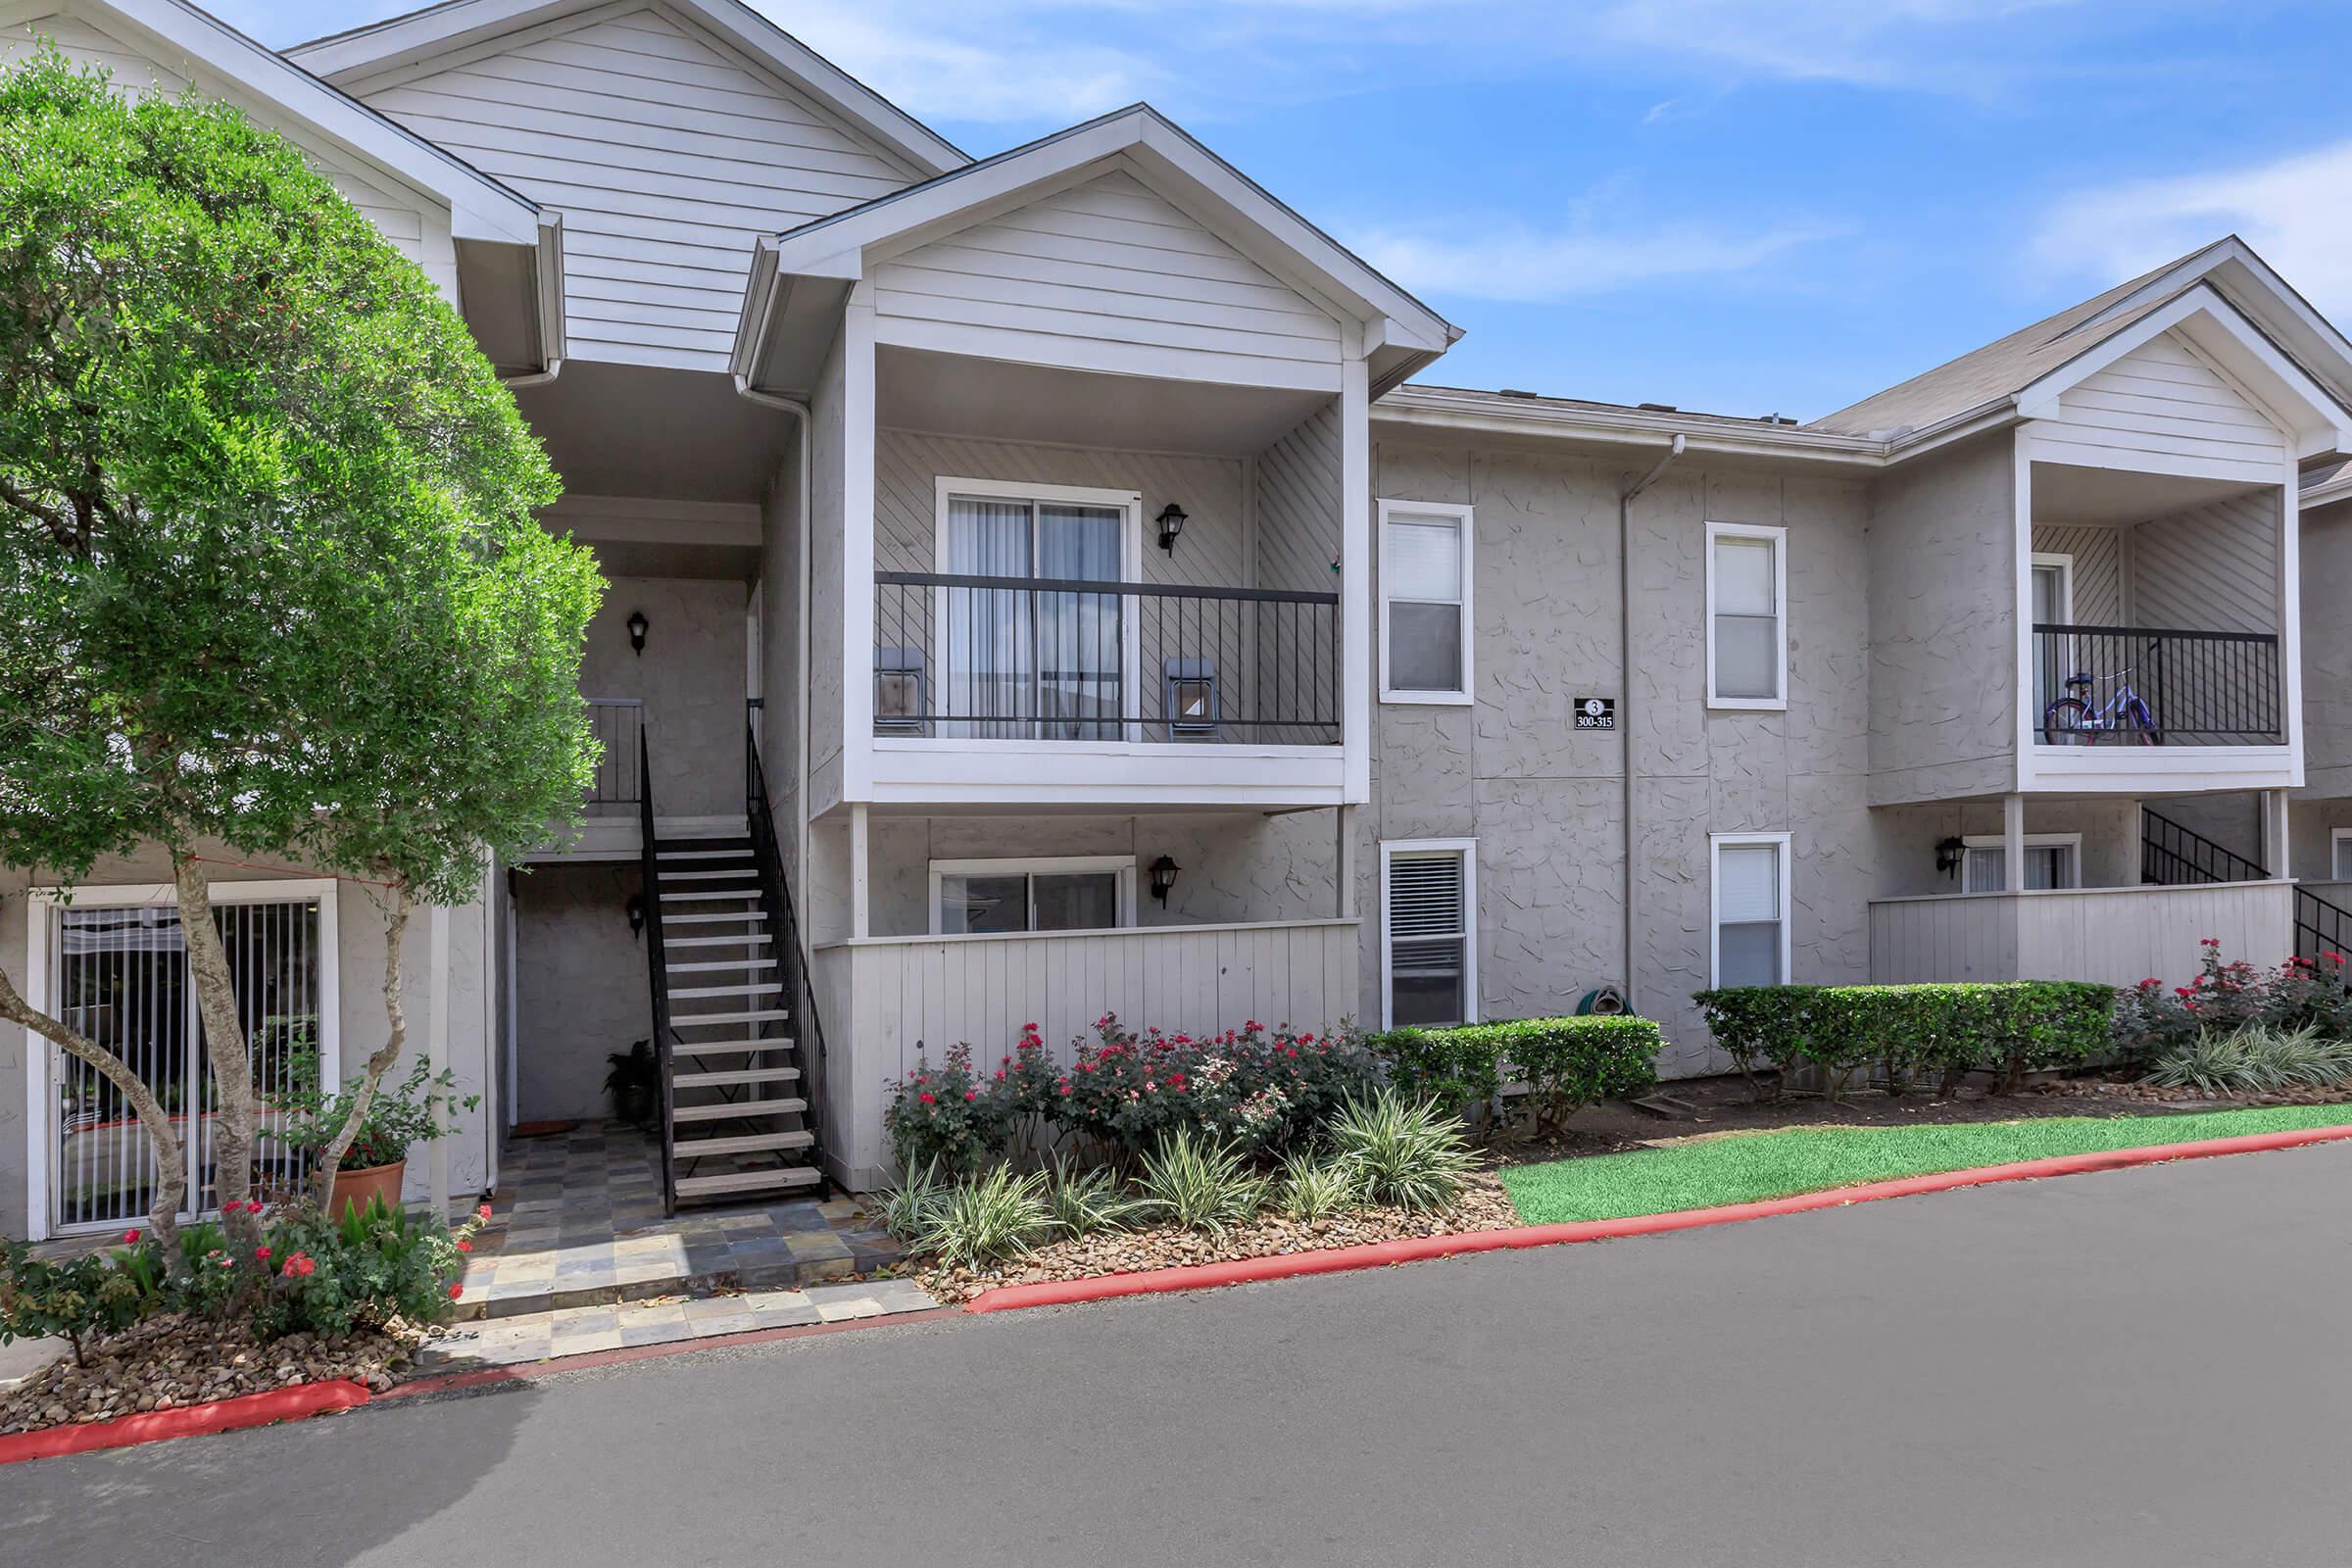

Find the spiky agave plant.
[
  {"left": 1133, "top": 1129, "right": 1271, "bottom": 1235},
  {"left": 1044, "top": 1154, "right": 1147, "bottom": 1240},
  {"left": 880, "top": 1158, "right": 948, "bottom": 1244},
  {"left": 1327, "top": 1090, "right": 1477, "bottom": 1212},
  {"left": 913, "top": 1165, "right": 1054, "bottom": 1268},
  {"left": 1276, "top": 1149, "right": 1360, "bottom": 1222}
]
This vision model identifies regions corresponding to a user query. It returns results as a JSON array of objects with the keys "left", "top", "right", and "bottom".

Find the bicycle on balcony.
[{"left": 2042, "top": 647, "right": 2161, "bottom": 746}]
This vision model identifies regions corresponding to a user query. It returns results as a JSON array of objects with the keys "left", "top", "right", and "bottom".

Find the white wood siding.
[
  {"left": 817, "top": 918, "right": 1360, "bottom": 1182},
  {"left": 2036, "top": 329, "right": 2290, "bottom": 481},
  {"left": 1255, "top": 402, "right": 1344, "bottom": 594},
  {"left": 2133, "top": 489, "right": 2280, "bottom": 634},
  {"left": 351, "top": 3, "right": 921, "bottom": 370},
  {"left": 2030, "top": 523, "right": 2122, "bottom": 624},
  {"left": 2, "top": 8, "right": 458, "bottom": 297},
  {"left": 1870, "top": 881, "right": 2294, "bottom": 988},
  {"left": 871, "top": 170, "right": 1348, "bottom": 391}
]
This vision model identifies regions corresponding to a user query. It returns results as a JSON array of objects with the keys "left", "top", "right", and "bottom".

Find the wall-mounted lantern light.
[
  {"left": 1155, "top": 503, "right": 1188, "bottom": 555},
  {"left": 626, "top": 892, "right": 647, "bottom": 939},
  {"left": 626, "top": 609, "right": 649, "bottom": 657},
  {"left": 1936, "top": 837, "right": 1966, "bottom": 881},
  {"left": 1150, "top": 855, "right": 1181, "bottom": 906}
]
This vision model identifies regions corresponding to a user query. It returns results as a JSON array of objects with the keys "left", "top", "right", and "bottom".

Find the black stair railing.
[
  {"left": 637, "top": 726, "right": 679, "bottom": 1214},
  {"left": 2141, "top": 808, "right": 2352, "bottom": 964},
  {"left": 745, "top": 701, "right": 831, "bottom": 1192}
]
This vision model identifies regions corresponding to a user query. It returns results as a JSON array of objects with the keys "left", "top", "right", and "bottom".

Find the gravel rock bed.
[
  {"left": 2036, "top": 1076, "right": 2352, "bottom": 1108},
  {"left": 916, "top": 1175, "right": 1522, "bottom": 1304},
  {"left": 0, "top": 1313, "right": 420, "bottom": 1435}
]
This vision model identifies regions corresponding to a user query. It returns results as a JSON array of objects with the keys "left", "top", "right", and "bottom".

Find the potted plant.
[
  {"left": 605, "top": 1039, "right": 659, "bottom": 1129},
  {"left": 272, "top": 1049, "right": 480, "bottom": 1220}
]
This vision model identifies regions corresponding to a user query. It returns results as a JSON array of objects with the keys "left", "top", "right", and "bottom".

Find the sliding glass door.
[
  {"left": 43, "top": 889, "right": 328, "bottom": 1233},
  {"left": 940, "top": 492, "right": 1128, "bottom": 740}
]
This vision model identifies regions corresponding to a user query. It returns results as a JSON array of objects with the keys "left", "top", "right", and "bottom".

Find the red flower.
[
  {"left": 122, "top": 1228, "right": 142, "bottom": 1245},
  {"left": 456, "top": 1239, "right": 472, "bottom": 1253},
  {"left": 918, "top": 1092, "right": 936, "bottom": 1103},
  {"left": 477, "top": 1202, "right": 494, "bottom": 1221},
  {"left": 255, "top": 1246, "right": 271, "bottom": 1262},
  {"left": 962, "top": 1090, "right": 977, "bottom": 1102},
  {"left": 448, "top": 1282, "right": 464, "bottom": 1300}
]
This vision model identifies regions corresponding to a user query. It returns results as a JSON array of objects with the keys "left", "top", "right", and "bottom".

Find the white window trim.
[
  {"left": 1704, "top": 520, "right": 1788, "bottom": 711},
  {"left": 2330, "top": 827, "right": 2352, "bottom": 882},
  {"left": 931, "top": 477, "right": 1146, "bottom": 740},
  {"left": 1378, "top": 837, "right": 1478, "bottom": 1029},
  {"left": 22, "top": 877, "right": 342, "bottom": 1243},
  {"left": 926, "top": 855, "right": 1139, "bottom": 936},
  {"left": 1708, "top": 832, "right": 1791, "bottom": 989},
  {"left": 1959, "top": 833, "right": 2085, "bottom": 891},
  {"left": 2030, "top": 552, "right": 2076, "bottom": 624},
  {"left": 1377, "top": 499, "right": 1475, "bottom": 707}
]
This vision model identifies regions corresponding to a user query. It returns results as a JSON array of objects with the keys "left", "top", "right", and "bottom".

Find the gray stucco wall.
[
  {"left": 2300, "top": 499, "right": 2352, "bottom": 799},
  {"left": 1868, "top": 798, "right": 2141, "bottom": 898},
  {"left": 3, "top": 848, "right": 496, "bottom": 1237},
  {"left": 511, "top": 862, "right": 649, "bottom": 1124},
  {"left": 1867, "top": 433, "right": 2019, "bottom": 806},
  {"left": 579, "top": 572, "right": 748, "bottom": 817},
  {"left": 1364, "top": 434, "right": 1877, "bottom": 1074}
]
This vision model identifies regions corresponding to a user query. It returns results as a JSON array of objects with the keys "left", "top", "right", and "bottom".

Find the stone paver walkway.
[
  {"left": 459, "top": 1123, "right": 904, "bottom": 1319},
  {"left": 417, "top": 1276, "right": 941, "bottom": 1369}
]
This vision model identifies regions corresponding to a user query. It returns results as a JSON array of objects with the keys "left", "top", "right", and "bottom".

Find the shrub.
[
  {"left": 0, "top": 1235, "right": 160, "bottom": 1366},
  {"left": 911, "top": 1165, "right": 1054, "bottom": 1268},
  {"left": 1043, "top": 1156, "right": 1146, "bottom": 1239},
  {"left": 1328, "top": 1091, "right": 1477, "bottom": 1212},
  {"left": 884, "top": 1044, "right": 1011, "bottom": 1176},
  {"left": 1371, "top": 1026, "right": 1505, "bottom": 1121},
  {"left": 1693, "top": 982, "right": 2116, "bottom": 1101},
  {"left": 259, "top": 1197, "right": 487, "bottom": 1338},
  {"left": 1049, "top": 1017, "right": 1383, "bottom": 1164},
  {"left": 1372, "top": 1015, "right": 1664, "bottom": 1132},
  {"left": 1276, "top": 1151, "right": 1360, "bottom": 1222},
  {"left": 270, "top": 1048, "right": 481, "bottom": 1173},
  {"left": 2144, "top": 1023, "right": 2352, "bottom": 1094},
  {"left": 2113, "top": 947, "right": 2352, "bottom": 1060},
  {"left": 1132, "top": 1130, "right": 1270, "bottom": 1235}
]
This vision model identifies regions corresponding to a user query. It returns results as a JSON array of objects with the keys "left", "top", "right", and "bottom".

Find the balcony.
[
  {"left": 2031, "top": 624, "right": 2283, "bottom": 746},
  {"left": 1870, "top": 880, "right": 2296, "bottom": 989}
]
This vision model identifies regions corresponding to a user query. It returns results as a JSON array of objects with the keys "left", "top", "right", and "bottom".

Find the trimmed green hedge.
[
  {"left": 1691, "top": 981, "right": 2116, "bottom": 1102},
  {"left": 1372, "top": 1014, "right": 1664, "bottom": 1132}
]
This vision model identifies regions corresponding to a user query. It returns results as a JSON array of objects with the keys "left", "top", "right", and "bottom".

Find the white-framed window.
[
  {"left": 1378, "top": 500, "right": 1474, "bottom": 705},
  {"left": 929, "top": 477, "right": 1143, "bottom": 741},
  {"left": 927, "top": 856, "right": 1137, "bottom": 935},
  {"left": 1709, "top": 832, "right": 1790, "bottom": 988},
  {"left": 2030, "top": 552, "right": 2074, "bottom": 715},
  {"left": 1960, "top": 833, "right": 2084, "bottom": 893},
  {"left": 1705, "top": 520, "right": 1787, "bottom": 710},
  {"left": 1380, "top": 839, "right": 1476, "bottom": 1028},
  {"left": 24, "top": 878, "right": 340, "bottom": 1241},
  {"left": 2332, "top": 828, "right": 2352, "bottom": 881}
]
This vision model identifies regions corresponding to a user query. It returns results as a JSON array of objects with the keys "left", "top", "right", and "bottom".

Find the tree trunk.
[
  {"left": 311, "top": 885, "right": 413, "bottom": 1205},
  {"left": 0, "top": 945, "right": 187, "bottom": 1248},
  {"left": 172, "top": 854, "right": 259, "bottom": 1247}
]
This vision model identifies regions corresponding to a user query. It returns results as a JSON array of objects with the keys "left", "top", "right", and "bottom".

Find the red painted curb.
[
  {"left": 964, "top": 1122, "right": 2352, "bottom": 1314},
  {"left": 0, "top": 1379, "right": 371, "bottom": 1467},
  {"left": 381, "top": 1304, "right": 964, "bottom": 1399}
]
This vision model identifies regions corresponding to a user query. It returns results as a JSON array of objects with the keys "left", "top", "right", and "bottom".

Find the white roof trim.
[
  {"left": 288, "top": 0, "right": 966, "bottom": 177},
  {"left": 2064, "top": 236, "right": 2352, "bottom": 408},
  {"left": 2016, "top": 282, "right": 2352, "bottom": 459},
  {"left": 743, "top": 105, "right": 1457, "bottom": 377},
  {"left": 71, "top": 0, "right": 544, "bottom": 245}
]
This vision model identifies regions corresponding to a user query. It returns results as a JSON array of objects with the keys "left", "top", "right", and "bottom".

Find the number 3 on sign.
[{"left": 1575, "top": 697, "right": 1616, "bottom": 731}]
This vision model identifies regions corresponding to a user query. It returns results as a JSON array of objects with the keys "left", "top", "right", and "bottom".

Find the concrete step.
[
  {"left": 669, "top": 981, "right": 784, "bottom": 1000},
  {"left": 656, "top": 849, "right": 753, "bottom": 862},
  {"left": 673, "top": 1128, "right": 816, "bottom": 1157},
  {"left": 673, "top": 1065, "right": 802, "bottom": 1090},
  {"left": 664, "top": 911, "right": 768, "bottom": 926},
  {"left": 672, "top": 1007, "right": 790, "bottom": 1028},
  {"left": 664, "top": 933, "right": 772, "bottom": 949},
  {"left": 670, "top": 1092, "right": 804, "bottom": 1121},
  {"left": 668, "top": 957, "right": 778, "bottom": 973},
  {"left": 669, "top": 1038, "right": 794, "bottom": 1057},
  {"left": 662, "top": 868, "right": 761, "bottom": 881},
  {"left": 661, "top": 889, "right": 760, "bottom": 902},
  {"left": 673, "top": 1166, "right": 823, "bottom": 1200}
]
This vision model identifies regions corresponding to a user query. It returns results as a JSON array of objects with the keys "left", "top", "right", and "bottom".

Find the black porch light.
[
  {"left": 626, "top": 892, "right": 647, "bottom": 939},
  {"left": 1935, "top": 837, "right": 1966, "bottom": 880},
  {"left": 1155, "top": 503, "right": 1188, "bottom": 555},
  {"left": 626, "top": 608, "right": 649, "bottom": 657},
  {"left": 1150, "top": 855, "right": 1182, "bottom": 906}
]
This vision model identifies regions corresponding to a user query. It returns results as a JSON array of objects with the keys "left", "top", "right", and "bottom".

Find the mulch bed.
[
  {"left": 0, "top": 1313, "right": 419, "bottom": 1436},
  {"left": 2034, "top": 1074, "right": 2352, "bottom": 1108},
  {"left": 914, "top": 1174, "right": 1521, "bottom": 1305}
]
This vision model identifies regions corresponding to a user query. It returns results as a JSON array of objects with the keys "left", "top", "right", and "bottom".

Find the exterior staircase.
[
  {"left": 638, "top": 729, "right": 827, "bottom": 1211},
  {"left": 2141, "top": 808, "right": 2352, "bottom": 959}
]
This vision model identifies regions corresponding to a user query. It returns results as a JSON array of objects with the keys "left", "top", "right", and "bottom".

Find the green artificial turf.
[{"left": 1497, "top": 1103, "right": 2352, "bottom": 1225}]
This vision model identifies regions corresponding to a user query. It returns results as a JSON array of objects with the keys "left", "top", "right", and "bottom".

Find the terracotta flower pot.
[{"left": 327, "top": 1158, "right": 407, "bottom": 1222}]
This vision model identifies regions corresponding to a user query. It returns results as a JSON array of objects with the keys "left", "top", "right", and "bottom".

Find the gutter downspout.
[
  {"left": 732, "top": 376, "right": 815, "bottom": 933},
  {"left": 1618, "top": 433, "right": 1686, "bottom": 1017}
]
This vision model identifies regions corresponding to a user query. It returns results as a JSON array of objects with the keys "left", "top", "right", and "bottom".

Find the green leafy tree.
[{"left": 0, "top": 53, "right": 598, "bottom": 1245}]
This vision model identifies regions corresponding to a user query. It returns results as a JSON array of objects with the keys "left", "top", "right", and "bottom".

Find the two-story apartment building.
[{"left": 9, "top": 0, "right": 2352, "bottom": 1228}]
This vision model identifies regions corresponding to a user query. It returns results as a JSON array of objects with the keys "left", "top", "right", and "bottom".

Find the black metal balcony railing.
[
  {"left": 872, "top": 572, "right": 1342, "bottom": 745},
  {"left": 2032, "top": 624, "right": 2282, "bottom": 746},
  {"left": 585, "top": 697, "right": 645, "bottom": 803}
]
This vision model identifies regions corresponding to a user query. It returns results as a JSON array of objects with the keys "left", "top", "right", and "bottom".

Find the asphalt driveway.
[{"left": 8, "top": 1140, "right": 2350, "bottom": 1567}]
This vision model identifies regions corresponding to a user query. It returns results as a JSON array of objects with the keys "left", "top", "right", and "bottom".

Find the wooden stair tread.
[
  {"left": 668, "top": 957, "right": 779, "bottom": 973},
  {"left": 664, "top": 933, "right": 772, "bottom": 948},
  {"left": 673, "top": 1166, "right": 822, "bottom": 1199},
  {"left": 673, "top": 1128, "right": 816, "bottom": 1157},
  {"left": 669, "top": 981, "right": 784, "bottom": 1000},
  {"left": 670, "top": 1094, "right": 804, "bottom": 1121},
  {"left": 672, "top": 1007, "right": 790, "bottom": 1027},
  {"left": 673, "top": 1065, "right": 802, "bottom": 1088}
]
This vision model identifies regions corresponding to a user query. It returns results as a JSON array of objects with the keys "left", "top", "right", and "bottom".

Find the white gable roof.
[
  {"left": 735, "top": 104, "right": 1460, "bottom": 398},
  {"left": 288, "top": 0, "right": 966, "bottom": 179}
]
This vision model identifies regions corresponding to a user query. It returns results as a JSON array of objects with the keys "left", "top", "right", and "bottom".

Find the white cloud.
[
  {"left": 2034, "top": 139, "right": 2352, "bottom": 318},
  {"left": 1352, "top": 216, "right": 1843, "bottom": 302},
  {"left": 1588, "top": 0, "right": 2089, "bottom": 90},
  {"left": 754, "top": 4, "right": 1166, "bottom": 123}
]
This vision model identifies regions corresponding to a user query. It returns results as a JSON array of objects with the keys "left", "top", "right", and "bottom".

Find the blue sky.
[{"left": 235, "top": 0, "right": 2352, "bottom": 420}]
